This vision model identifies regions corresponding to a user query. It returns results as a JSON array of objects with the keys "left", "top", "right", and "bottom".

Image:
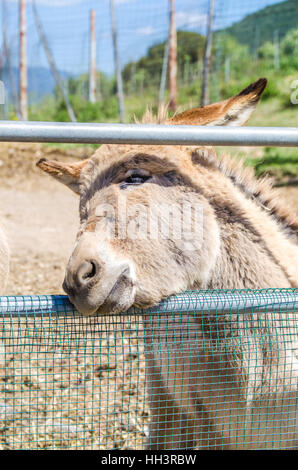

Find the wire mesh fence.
[
  {"left": 0, "top": 288, "right": 298, "bottom": 450},
  {"left": 0, "top": 0, "right": 296, "bottom": 121}
]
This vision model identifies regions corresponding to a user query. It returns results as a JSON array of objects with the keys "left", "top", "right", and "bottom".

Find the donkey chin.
[{"left": 63, "top": 262, "right": 137, "bottom": 316}]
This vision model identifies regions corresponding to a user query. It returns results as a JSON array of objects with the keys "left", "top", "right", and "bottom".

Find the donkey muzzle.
[{"left": 63, "top": 259, "right": 136, "bottom": 316}]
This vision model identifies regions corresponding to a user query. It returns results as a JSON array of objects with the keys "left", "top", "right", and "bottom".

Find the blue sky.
[{"left": 2, "top": 0, "right": 286, "bottom": 75}]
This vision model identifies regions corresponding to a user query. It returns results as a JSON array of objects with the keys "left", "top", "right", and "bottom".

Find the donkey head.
[{"left": 37, "top": 78, "right": 267, "bottom": 315}]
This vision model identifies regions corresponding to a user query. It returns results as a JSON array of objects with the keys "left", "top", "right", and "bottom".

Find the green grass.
[
  {"left": 249, "top": 98, "right": 298, "bottom": 127},
  {"left": 43, "top": 142, "right": 98, "bottom": 151},
  {"left": 246, "top": 147, "right": 298, "bottom": 182}
]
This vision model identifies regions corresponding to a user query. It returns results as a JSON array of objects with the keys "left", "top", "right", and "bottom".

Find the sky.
[{"left": 1, "top": 0, "right": 287, "bottom": 76}]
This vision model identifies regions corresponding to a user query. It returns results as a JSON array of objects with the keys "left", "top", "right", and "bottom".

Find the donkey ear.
[
  {"left": 36, "top": 158, "right": 89, "bottom": 194},
  {"left": 168, "top": 78, "right": 267, "bottom": 127}
]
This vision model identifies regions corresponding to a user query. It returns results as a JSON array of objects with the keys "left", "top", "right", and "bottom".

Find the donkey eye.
[{"left": 120, "top": 173, "right": 150, "bottom": 189}]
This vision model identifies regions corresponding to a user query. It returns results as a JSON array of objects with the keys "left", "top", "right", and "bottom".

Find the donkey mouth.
[{"left": 64, "top": 266, "right": 136, "bottom": 316}]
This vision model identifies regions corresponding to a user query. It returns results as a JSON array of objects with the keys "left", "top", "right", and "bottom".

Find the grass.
[
  {"left": 249, "top": 98, "right": 298, "bottom": 127},
  {"left": 246, "top": 147, "right": 298, "bottom": 183},
  {"left": 44, "top": 142, "right": 98, "bottom": 151}
]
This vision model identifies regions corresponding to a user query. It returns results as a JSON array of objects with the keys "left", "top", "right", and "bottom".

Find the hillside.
[
  {"left": 1, "top": 66, "right": 71, "bottom": 103},
  {"left": 122, "top": 31, "right": 205, "bottom": 89},
  {"left": 223, "top": 0, "right": 298, "bottom": 49}
]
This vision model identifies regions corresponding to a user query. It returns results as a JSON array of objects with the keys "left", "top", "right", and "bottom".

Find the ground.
[
  {"left": 0, "top": 142, "right": 297, "bottom": 450},
  {"left": 0, "top": 143, "right": 91, "bottom": 295}
]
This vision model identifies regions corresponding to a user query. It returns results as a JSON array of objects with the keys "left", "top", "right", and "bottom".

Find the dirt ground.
[
  {"left": 0, "top": 142, "right": 297, "bottom": 450},
  {"left": 0, "top": 143, "right": 92, "bottom": 296}
]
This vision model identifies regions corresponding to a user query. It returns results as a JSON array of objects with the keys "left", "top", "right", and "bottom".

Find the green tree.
[{"left": 257, "top": 41, "right": 275, "bottom": 61}]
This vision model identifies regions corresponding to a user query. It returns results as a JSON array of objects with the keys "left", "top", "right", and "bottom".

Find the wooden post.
[
  {"left": 89, "top": 9, "right": 97, "bottom": 102},
  {"left": 168, "top": 0, "right": 177, "bottom": 111},
  {"left": 110, "top": 0, "right": 125, "bottom": 122},
  {"left": 19, "top": 0, "right": 28, "bottom": 120},
  {"left": 201, "top": 0, "right": 215, "bottom": 107}
]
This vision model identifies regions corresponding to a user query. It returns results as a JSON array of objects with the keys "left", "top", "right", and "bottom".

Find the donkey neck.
[{"left": 190, "top": 163, "right": 298, "bottom": 288}]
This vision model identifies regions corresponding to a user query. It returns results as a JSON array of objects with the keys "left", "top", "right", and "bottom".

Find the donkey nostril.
[
  {"left": 82, "top": 261, "right": 97, "bottom": 280},
  {"left": 77, "top": 260, "right": 100, "bottom": 286}
]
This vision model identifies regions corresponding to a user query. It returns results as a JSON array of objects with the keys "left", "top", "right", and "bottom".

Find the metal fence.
[
  {"left": 0, "top": 289, "right": 298, "bottom": 450},
  {"left": 0, "top": 121, "right": 297, "bottom": 146},
  {"left": 0, "top": 0, "right": 296, "bottom": 120},
  {"left": 0, "top": 59, "right": 296, "bottom": 448}
]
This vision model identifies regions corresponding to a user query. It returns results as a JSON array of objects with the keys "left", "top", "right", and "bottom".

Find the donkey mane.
[
  {"left": 136, "top": 107, "right": 298, "bottom": 242},
  {"left": 211, "top": 153, "right": 298, "bottom": 242}
]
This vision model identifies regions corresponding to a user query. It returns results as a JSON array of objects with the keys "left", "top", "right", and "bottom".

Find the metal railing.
[
  {"left": 0, "top": 123, "right": 298, "bottom": 450},
  {"left": 0, "top": 289, "right": 298, "bottom": 450},
  {"left": 0, "top": 121, "right": 297, "bottom": 146},
  {"left": 1, "top": 289, "right": 298, "bottom": 316}
]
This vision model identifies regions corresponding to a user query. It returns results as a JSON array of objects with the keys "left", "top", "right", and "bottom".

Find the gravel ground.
[{"left": 0, "top": 142, "right": 297, "bottom": 450}]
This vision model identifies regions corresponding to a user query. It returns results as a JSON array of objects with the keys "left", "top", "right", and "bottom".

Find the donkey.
[{"left": 37, "top": 78, "right": 298, "bottom": 449}]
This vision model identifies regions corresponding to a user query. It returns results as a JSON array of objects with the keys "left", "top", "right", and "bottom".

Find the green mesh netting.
[{"left": 0, "top": 288, "right": 297, "bottom": 450}]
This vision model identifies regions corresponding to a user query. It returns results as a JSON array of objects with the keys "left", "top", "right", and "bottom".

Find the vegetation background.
[{"left": 2, "top": 0, "right": 298, "bottom": 184}]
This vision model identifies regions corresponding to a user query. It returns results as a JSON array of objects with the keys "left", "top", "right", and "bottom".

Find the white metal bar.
[{"left": 0, "top": 121, "right": 297, "bottom": 146}]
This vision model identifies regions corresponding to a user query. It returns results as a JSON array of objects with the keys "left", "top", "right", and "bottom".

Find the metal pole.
[
  {"left": 169, "top": 0, "right": 177, "bottom": 111},
  {"left": 32, "top": 1, "right": 77, "bottom": 122},
  {"left": 201, "top": 0, "right": 215, "bottom": 106},
  {"left": 19, "top": 0, "right": 28, "bottom": 120},
  {"left": 224, "top": 56, "right": 230, "bottom": 83},
  {"left": 0, "top": 290, "right": 297, "bottom": 316},
  {"left": 89, "top": 9, "right": 97, "bottom": 103},
  {"left": 131, "top": 62, "right": 136, "bottom": 94},
  {"left": 3, "top": 0, "right": 19, "bottom": 117},
  {"left": 274, "top": 29, "right": 280, "bottom": 70},
  {"left": 0, "top": 121, "right": 297, "bottom": 147},
  {"left": 3, "top": 85, "right": 8, "bottom": 120},
  {"left": 159, "top": 38, "right": 169, "bottom": 107},
  {"left": 110, "top": 0, "right": 125, "bottom": 122}
]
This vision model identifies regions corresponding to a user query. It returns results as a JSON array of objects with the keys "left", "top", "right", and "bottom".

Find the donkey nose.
[
  {"left": 76, "top": 260, "right": 100, "bottom": 287},
  {"left": 63, "top": 260, "right": 101, "bottom": 295}
]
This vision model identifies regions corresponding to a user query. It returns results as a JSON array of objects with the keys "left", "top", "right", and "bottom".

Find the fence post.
[
  {"left": 19, "top": 0, "right": 28, "bottom": 120},
  {"left": 201, "top": 0, "right": 215, "bottom": 106},
  {"left": 110, "top": 0, "right": 125, "bottom": 123},
  {"left": 32, "top": 1, "right": 77, "bottom": 123},
  {"left": 2, "top": 0, "right": 19, "bottom": 118},
  {"left": 169, "top": 0, "right": 177, "bottom": 112},
  {"left": 159, "top": 38, "right": 169, "bottom": 107},
  {"left": 274, "top": 29, "right": 280, "bottom": 70},
  {"left": 89, "top": 9, "right": 98, "bottom": 103},
  {"left": 225, "top": 56, "right": 230, "bottom": 83}
]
